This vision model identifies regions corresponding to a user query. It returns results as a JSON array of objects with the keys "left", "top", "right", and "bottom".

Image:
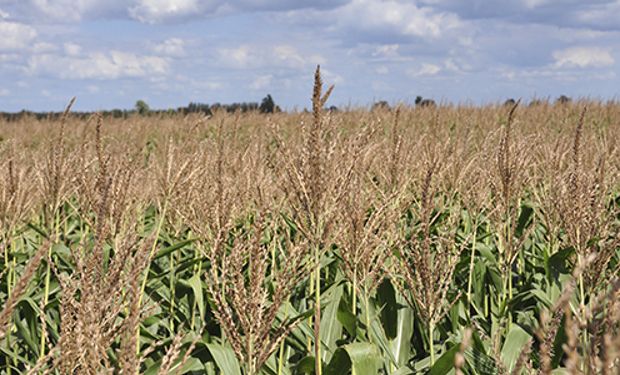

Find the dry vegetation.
[{"left": 0, "top": 68, "right": 619, "bottom": 374}]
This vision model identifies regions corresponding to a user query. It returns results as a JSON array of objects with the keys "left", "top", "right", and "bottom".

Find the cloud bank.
[{"left": 0, "top": 0, "right": 617, "bottom": 111}]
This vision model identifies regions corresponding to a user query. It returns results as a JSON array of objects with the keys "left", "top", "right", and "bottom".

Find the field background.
[{"left": 0, "top": 79, "right": 619, "bottom": 374}]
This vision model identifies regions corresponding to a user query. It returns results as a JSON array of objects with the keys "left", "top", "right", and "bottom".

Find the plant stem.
[
  {"left": 136, "top": 200, "right": 168, "bottom": 355},
  {"left": 169, "top": 250, "right": 175, "bottom": 332},
  {"left": 314, "top": 243, "right": 322, "bottom": 375},
  {"left": 364, "top": 284, "right": 371, "bottom": 338},
  {"left": 352, "top": 274, "right": 357, "bottom": 316},
  {"left": 578, "top": 266, "right": 587, "bottom": 371},
  {"left": 40, "top": 213, "right": 59, "bottom": 359},
  {"left": 5, "top": 235, "right": 13, "bottom": 375},
  {"left": 277, "top": 304, "right": 290, "bottom": 375},
  {"left": 466, "top": 216, "right": 478, "bottom": 308},
  {"left": 429, "top": 321, "right": 436, "bottom": 366},
  {"left": 191, "top": 233, "right": 203, "bottom": 331},
  {"left": 307, "top": 271, "right": 314, "bottom": 353},
  {"left": 248, "top": 336, "right": 255, "bottom": 375}
]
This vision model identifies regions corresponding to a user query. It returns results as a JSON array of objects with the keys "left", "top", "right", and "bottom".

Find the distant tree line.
[
  {"left": 504, "top": 95, "right": 574, "bottom": 107},
  {"left": 0, "top": 94, "right": 590, "bottom": 122},
  {"left": 0, "top": 94, "right": 281, "bottom": 122},
  {"left": 181, "top": 95, "right": 281, "bottom": 116}
]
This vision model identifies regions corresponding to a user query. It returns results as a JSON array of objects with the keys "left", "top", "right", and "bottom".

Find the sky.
[{"left": 0, "top": 0, "right": 619, "bottom": 111}]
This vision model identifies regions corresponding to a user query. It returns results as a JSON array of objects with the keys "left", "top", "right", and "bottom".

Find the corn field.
[{"left": 0, "top": 68, "right": 619, "bottom": 374}]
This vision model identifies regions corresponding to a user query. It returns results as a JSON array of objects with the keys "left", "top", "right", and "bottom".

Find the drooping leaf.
[
  {"left": 501, "top": 324, "right": 531, "bottom": 372},
  {"left": 206, "top": 342, "right": 242, "bottom": 375},
  {"left": 429, "top": 342, "right": 461, "bottom": 375},
  {"left": 186, "top": 273, "right": 205, "bottom": 322},
  {"left": 320, "top": 280, "right": 344, "bottom": 361}
]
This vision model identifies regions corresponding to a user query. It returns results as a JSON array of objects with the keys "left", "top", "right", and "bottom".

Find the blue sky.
[{"left": 0, "top": 0, "right": 619, "bottom": 111}]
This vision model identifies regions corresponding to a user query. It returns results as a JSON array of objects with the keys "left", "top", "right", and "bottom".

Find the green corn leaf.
[
  {"left": 429, "top": 342, "right": 461, "bottom": 375},
  {"left": 344, "top": 342, "right": 382, "bottom": 375},
  {"left": 206, "top": 342, "right": 242, "bottom": 375},
  {"left": 326, "top": 343, "right": 382, "bottom": 375},
  {"left": 501, "top": 324, "right": 531, "bottom": 372},
  {"left": 186, "top": 273, "right": 205, "bottom": 322},
  {"left": 320, "top": 280, "right": 344, "bottom": 361}
]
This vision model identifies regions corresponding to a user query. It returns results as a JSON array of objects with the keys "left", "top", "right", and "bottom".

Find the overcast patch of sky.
[{"left": 0, "top": 0, "right": 618, "bottom": 111}]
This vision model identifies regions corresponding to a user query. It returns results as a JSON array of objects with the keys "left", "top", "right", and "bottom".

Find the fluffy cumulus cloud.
[
  {"left": 553, "top": 47, "right": 615, "bottom": 68},
  {"left": 127, "top": 0, "right": 352, "bottom": 23},
  {"left": 63, "top": 42, "right": 82, "bottom": 56},
  {"left": 129, "top": 0, "right": 208, "bottom": 23},
  {"left": 217, "top": 44, "right": 324, "bottom": 70},
  {"left": 0, "top": 21, "right": 37, "bottom": 50},
  {"left": 335, "top": 0, "right": 461, "bottom": 38},
  {"left": 0, "top": 0, "right": 618, "bottom": 111},
  {"left": 2, "top": 0, "right": 351, "bottom": 23},
  {"left": 6, "top": 0, "right": 127, "bottom": 22},
  {"left": 152, "top": 38, "right": 185, "bottom": 57},
  {"left": 418, "top": 0, "right": 620, "bottom": 31},
  {"left": 372, "top": 44, "right": 400, "bottom": 59},
  {"left": 250, "top": 74, "right": 273, "bottom": 90},
  {"left": 418, "top": 63, "right": 442, "bottom": 76},
  {"left": 28, "top": 50, "right": 169, "bottom": 79}
]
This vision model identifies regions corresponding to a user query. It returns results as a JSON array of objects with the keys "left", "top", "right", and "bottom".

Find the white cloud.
[
  {"left": 522, "top": 0, "right": 549, "bottom": 9},
  {"left": 273, "top": 45, "right": 324, "bottom": 69},
  {"left": 217, "top": 44, "right": 324, "bottom": 70},
  {"left": 218, "top": 45, "right": 252, "bottom": 68},
  {"left": 32, "top": 42, "right": 57, "bottom": 53},
  {"left": 571, "top": 1, "right": 620, "bottom": 30},
  {"left": 443, "top": 58, "right": 470, "bottom": 73},
  {"left": 0, "top": 21, "right": 37, "bottom": 50},
  {"left": 376, "top": 65, "right": 389, "bottom": 74},
  {"left": 336, "top": 0, "right": 462, "bottom": 38},
  {"left": 64, "top": 43, "right": 82, "bottom": 56},
  {"left": 0, "top": 8, "right": 9, "bottom": 19},
  {"left": 152, "top": 38, "right": 185, "bottom": 57},
  {"left": 6, "top": 0, "right": 351, "bottom": 24},
  {"left": 203, "top": 81, "right": 223, "bottom": 90},
  {"left": 372, "top": 44, "right": 400, "bottom": 58},
  {"left": 28, "top": 50, "right": 169, "bottom": 79},
  {"left": 250, "top": 74, "right": 273, "bottom": 90},
  {"left": 409, "top": 63, "right": 441, "bottom": 77},
  {"left": 321, "top": 68, "right": 344, "bottom": 84},
  {"left": 0, "top": 88, "right": 9, "bottom": 96},
  {"left": 18, "top": 0, "right": 129, "bottom": 22},
  {"left": 0, "top": 53, "right": 19, "bottom": 63},
  {"left": 419, "top": 63, "right": 441, "bottom": 76},
  {"left": 553, "top": 47, "right": 615, "bottom": 68},
  {"left": 129, "top": 0, "right": 209, "bottom": 23},
  {"left": 128, "top": 0, "right": 349, "bottom": 23}
]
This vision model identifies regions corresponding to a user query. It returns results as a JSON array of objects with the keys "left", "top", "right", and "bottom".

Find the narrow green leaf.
[
  {"left": 343, "top": 342, "right": 382, "bottom": 375},
  {"left": 389, "top": 297, "right": 413, "bottom": 367},
  {"left": 501, "top": 324, "right": 531, "bottom": 372},
  {"left": 206, "top": 342, "right": 242, "bottom": 375},
  {"left": 429, "top": 342, "right": 460, "bottom": 375},
  {"left": 186, "top": 273, "right": 205, "bottom": 322},
  {"left": 320, "top": 281, "right": 344, "bottom": 361},
  {"left": 154, "top": 238, "right": 197, "bottom": 260}
]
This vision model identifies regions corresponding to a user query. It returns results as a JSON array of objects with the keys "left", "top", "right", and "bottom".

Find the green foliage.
[
  {"left": 259, "top": 94, "right": 277, "bottom": 114},
  {"left": 1, "top": 198, "right": 616, "bottom": 373},
  {"left": 135, "top": 99, "right": 150, "bottom": 115}
]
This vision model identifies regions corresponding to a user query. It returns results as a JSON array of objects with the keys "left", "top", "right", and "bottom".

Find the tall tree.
[
  {"left": 135, "top": 100, "right": 150, "bottom": 115},
  {"left": 259, "top": 94, "right": 276, "bottom": 114}
]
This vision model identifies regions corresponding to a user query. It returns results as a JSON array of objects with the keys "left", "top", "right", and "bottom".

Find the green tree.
[
  {"left": 259, "top": 94, "right": 276, "bottom": 114},
  {"left": 135, "top": 100, "right": 150, "bottom": 115}
]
